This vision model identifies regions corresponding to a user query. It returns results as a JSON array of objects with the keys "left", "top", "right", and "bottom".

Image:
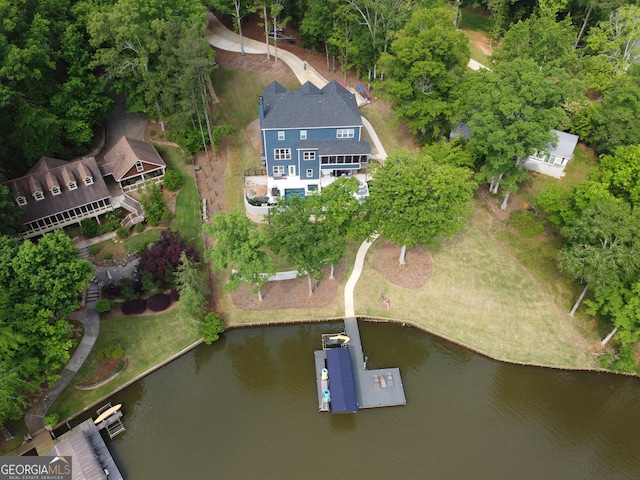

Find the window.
[
  {"left": 303, "top": 151, "right": 316, "bottom": 161},
  {"left": 308, "top": 184, "right": 318, "bottom": 192},
  {"left": 272, "top": 166, "right": 285, "bottom": 176},
  {"left": 278, "top": 131, "right": 285, "bottom": 141},
  {"left": 136, "top": 161, "right": 144, "bottom": 172},
  {"left": 288, "top": 165, "right": 296, "bottom": 176},
  {"left": 16, "top": 196, "right": 27, "bottom": 206},
  {"left": 274, "top": 148, "right": 291, "bottom": 160},
  {"left": 68, "top": 181, "right": 77, "bottom": 191},
  {"left": 337, "top": 128, "right": 354, "bottom": 139},
  {"left": 34, "top": 191, "right": 44, "bottom": 201},
  {"left": 84, "top": 176, "right": 93, "bottom": 186},
  {"left": 306, "top": 169, "right": 313, "bottom": 178},
  {"left": 300, "top": 130, "right": 307, "bottom": 140},
  {"left": 51, "top": 186, "right": 61, "bottom": 196}
]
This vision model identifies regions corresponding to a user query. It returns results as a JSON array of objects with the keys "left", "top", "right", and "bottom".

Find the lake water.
[{"left": 98, "top": 321, "right": 640, "bottom": 479}]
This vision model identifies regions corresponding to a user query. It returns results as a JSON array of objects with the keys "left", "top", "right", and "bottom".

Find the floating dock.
[{"left": 314, "top": 317, "right": 406, "bottom": 413}]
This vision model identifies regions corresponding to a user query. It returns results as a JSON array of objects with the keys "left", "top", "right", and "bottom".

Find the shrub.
[
  {"left": 140, "top": 270, "right": 161, "bottom": 295},
  {"left": 45, "top": 413, "right": 59, "bottom": 428},
  {"left": 170, "top": 289, "right": 180, "bottom": 302},
  {"left": 81, "top": 218, "right": 99, "bottom": 238},
  {"left": 96, "top": 300, "right": 112, "bottom": 314},
  {"left": 89, "top": 245, "right": 100, "bottom": 256},
  {"left": 149, "top": 129, "right": 156, "bottom": 136},
  {"left": 200, "top": 312, "right": 225, "bottom": 344},
  {"left": 147, "top": 294, "right": 172, "bottom": 312},
  {"left": 102, "top": 344, "right": 124, "bottom": 359},
  {"left": 139, "top": 182, "right": 171, "bottom": 226},
  {"left": 102, "top": 284, "right": 122, "bottom": 299},
  {"left": 121, "top": 299, "right": 147, "bottom": 315},
  {"left": 134, "top": 222, "right": 146, "bottom": 233},
  {"left": 163, "top": 170, "right": 183, "bottom": 191},
  {"left": 119, "top": 278, "right": 142, "bottom": 300},
  {"left": 508, "top": 209, "right": 544, "bottom": 238},
  {"left": 103, "top": 252, "right": 113, "bottom": 260},
  {"left": 116, "top": 226, "right": 130, "bottom": 239}
]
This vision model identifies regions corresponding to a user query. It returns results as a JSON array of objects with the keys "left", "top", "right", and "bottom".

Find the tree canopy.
[
  {"left": 366, "top": 150, "right": 476, "bottom": 264},
  {"left": 376, "top": 7, "right": 471, "bottom": 142}
]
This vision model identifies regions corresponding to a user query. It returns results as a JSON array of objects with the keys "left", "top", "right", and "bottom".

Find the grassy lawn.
[
  {"left": 460, "top": 7, "right": 493, "bottom": 66},
  {"left": 160, "top": 146, "right": 204, "bottom": 251},
  {"left": 49, "top": 310, "right": 200, "bottom": 422},
  {"left": 123, "top": 228, "right": 163, "bottom": 254},
  {"left": 361, "top": 102, "right": 417, "bottom": 155},
  {"left": 212, "top": 67, "right": 299, "bottom": 211},
  {"left": 354, "top": 224, "right": 594, "bottom": 368}
]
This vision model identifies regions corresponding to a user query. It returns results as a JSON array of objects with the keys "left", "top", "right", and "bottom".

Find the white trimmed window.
[
  {"left": 136, "top": 161, "right": 144, "bottom": 172},
  {"left": 278, "top": 131, "right": 285, "bottom": 141},
  {"left": 300, "top": 130, "right": 307, "bottom": 140},
  {"left": 337, "top": 128, "right": 354, "bottom": 139},
  {"left": 34, "top": 191, "right": 44, "bottom": 201},
  {"left": 288, "top": 165, "right": 296, "bottom": 176},
  {"left": 306, "top": 169, "right": 313, "bottom": 178},
  {"left": 274, "top": 148, "right": 291, "bottom": 160},
  {"left": 68, "top": 181, "right": 78, "bottom": 191},
  {"left": 84, "top": 176, "right": 93, "bottom": 186},
  {"left": 16, "top": 196, "right": 27, "bottom": 206},
  {"left": 303, "top": 151, "right": 316, "bottom": 161},
  {"left": 51, "top": 185, "right": 61, "bottom": 196},
  {"left": 273, "top": 166, "right": 285, "bottom": 176}
]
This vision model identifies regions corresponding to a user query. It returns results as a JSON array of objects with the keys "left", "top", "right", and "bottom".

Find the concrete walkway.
[
  {"left": 206, "top": 12, "right": 388, "bottom": 161},
  {"left": 344, "top": 235, "right": 379, "bottom": 318}
]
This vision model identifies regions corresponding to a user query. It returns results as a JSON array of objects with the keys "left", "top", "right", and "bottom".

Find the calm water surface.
[{"left": 100, "top": 322, "right": 640, "bottom": 479}]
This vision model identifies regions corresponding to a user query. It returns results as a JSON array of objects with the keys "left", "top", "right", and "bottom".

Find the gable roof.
[
  {"left": 101, "top": 137, "right": 166, "bottom": 181},
  {"left": 547, "top": 129, "right": 579, "bottom": 159},
  {"left": 2, "top": 156, "right": 110, "bottom": 223},
  {"left": 261, "top": 80, "right": 362, "bottom": 129}
]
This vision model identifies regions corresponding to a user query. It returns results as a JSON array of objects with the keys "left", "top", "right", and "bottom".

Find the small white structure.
[{"left": 522, "top": 130, "right": 579, "bottom": 179}]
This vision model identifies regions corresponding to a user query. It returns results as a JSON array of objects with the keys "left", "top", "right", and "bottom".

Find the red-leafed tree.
[{"left": 137, "top": 229, "right": 199, "bottom": 287}]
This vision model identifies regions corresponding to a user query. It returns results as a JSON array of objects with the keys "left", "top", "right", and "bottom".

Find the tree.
[
  {"left": 583, "top": 4, "right": 640, "bottom": 92},
  {"left": 0, "top": 185, "right": 24, "bottom": 235},
  {"left": 138, "top": 229, "right": 200, "bottom": 286},
  {"left": 572, "top": 64, "right": 640, "bottom": 154},
  {"left": 376, "top": 7, "right": 471, "bottom": 142},
  {"left": 207, "top": 0, "right": 255, "bottom": 55},
  {"left": 366, "top": 151, "right": 476, "bottom": 265},
  {"left": 200, "top": 312, "right": 225, "bottom": 344},
  {"left": 175, "top": 251, "right": 208, "bottom": 296},
  {"left": 139, "top": 182, "right": 171, "bottom": 226},
  {"left": 266, "top": 195, "right": 339, "bottom": 295},
  {"left": 178, "top": 284, "right": 206, "bottom": 325},
  {"left": 462, "top": 58, "right": 570, "bottom": 206},
  {"left": 204, "top": 210, "right": 275, "bottom": 301},
  {"left": 300, "top": 0, "right": 341, "bottom": 70},
  {"left": 598, "top": 144, "right": 640, "bottom": 206}
]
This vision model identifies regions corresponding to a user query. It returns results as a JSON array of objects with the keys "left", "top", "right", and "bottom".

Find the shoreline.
[{"left": 58, "top": 313, "right": 632, "bottom": 427}]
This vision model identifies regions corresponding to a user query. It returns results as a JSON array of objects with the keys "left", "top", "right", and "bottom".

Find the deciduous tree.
[{"left": 366, "top": 151, "right": 476, "bottom": 264}]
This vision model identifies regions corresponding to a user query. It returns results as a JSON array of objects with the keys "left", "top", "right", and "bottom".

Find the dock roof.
[{"left": 326, "top": 348, "right": 358, "bottom": 413}]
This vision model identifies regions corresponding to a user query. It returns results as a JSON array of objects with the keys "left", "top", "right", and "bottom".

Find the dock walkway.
[{"left": 344, "top": 318, "right": 406, "bottom": 409}]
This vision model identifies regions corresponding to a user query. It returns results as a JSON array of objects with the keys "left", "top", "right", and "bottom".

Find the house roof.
[
  {"left": 547, "top": 129, "right": 579, "bottom": 158},
  {"left": 261, "top": 80, "right": 363, "bottom": 129},
  {"left": 101, "top": 137, "right": 166, "bottom": 181},
  {"left": 297, "top": 140, "right": 371, "bottom": 156},
  {"left": 2, "top": 157, "right": 110, "bottom": 223},
  {"left": 49, "top": 419, "right": 124, "bottom": 480}
]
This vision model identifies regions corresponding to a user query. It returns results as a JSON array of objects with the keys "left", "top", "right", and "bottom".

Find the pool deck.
[{"left": 315, "top": 318, "right": 406, "bottom": 412}]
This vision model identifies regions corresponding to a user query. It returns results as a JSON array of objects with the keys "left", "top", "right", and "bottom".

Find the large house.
[
  {"left": 258, "top": 80, "right": 370, "bottom": 199},
  {"left": 3, "top": 137, "right": 166, "bottom": 238},
  {"left": 522, "top": 129, "right": 579, "bottom": 179}
]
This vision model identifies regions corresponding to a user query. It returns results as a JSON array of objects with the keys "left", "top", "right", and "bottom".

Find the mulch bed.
[
  {"left": 231, "top": 262, "right": 345, "bottom": 310},
  {"left": 372, "top": 243, "right": 433, "bottom": 290}
]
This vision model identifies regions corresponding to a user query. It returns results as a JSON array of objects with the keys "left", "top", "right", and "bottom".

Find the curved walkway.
[
  {"left": 344, "top": 235, "right": 379, "bottom": 318},
  {"left": 206, "top": 12, "right": 388, "bottom": 161}
]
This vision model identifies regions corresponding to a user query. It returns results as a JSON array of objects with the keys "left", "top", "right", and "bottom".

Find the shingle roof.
[
  {"left": 2, "top": 157, "right": 110, "bottom": 223},
  {"left": 261, "top": 80, "right": 362, "bottom": 129},
  {"left": 297, "top": 140, "right": 371, "bottom": 156},
  {"left": 101, "top": 137, "right": 166, "bottom": 181}
]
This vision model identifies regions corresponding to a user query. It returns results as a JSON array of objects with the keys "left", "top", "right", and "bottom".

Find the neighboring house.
[
  {"left": 259, "top": 80, "right": 370, "bottom": 199},
  {"left": 451, "top": 125, "right": 579, "bottom": 179},
  {"left": 101, "top": 136, "right": 166, "bottom": 193},
  {"left": 3, "top": 137, "right": 166, "bottom": 238},
  {"left": 522, "top": 130, "right": 579, "bottom": 179}
]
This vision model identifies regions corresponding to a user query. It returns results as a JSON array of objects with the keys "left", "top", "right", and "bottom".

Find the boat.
[{"left": 94, "top": 404, "right": 122, "bottom": 425}]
